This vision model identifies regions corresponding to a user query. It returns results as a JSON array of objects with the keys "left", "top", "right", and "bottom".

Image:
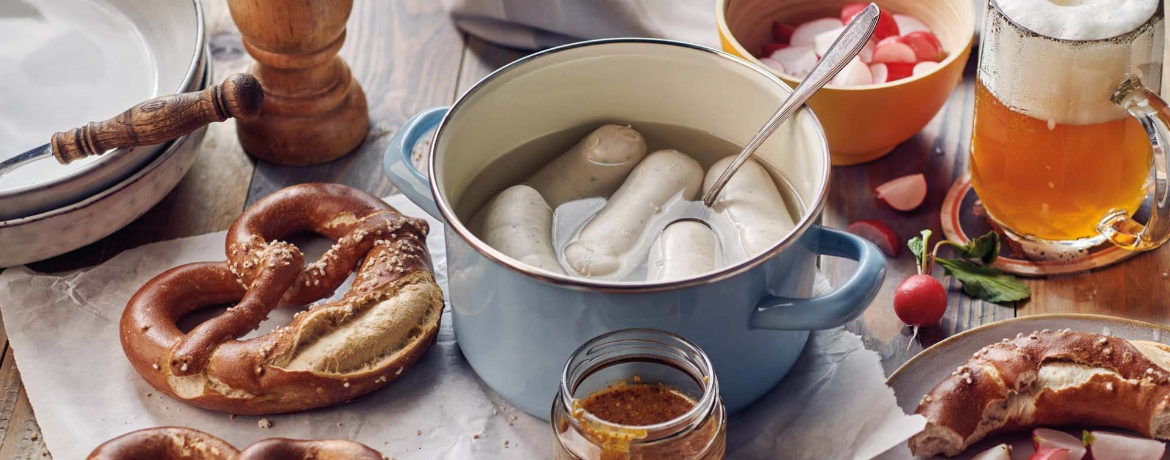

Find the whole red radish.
[
  {"left": 841, "top": 2, "right": 900, "bottom": 40},
  {"left": 847, "top": 220, "right": 900, "bottom": 257},
  {"left": 894, "top": 274, "right": 946, "bottom": 326}
]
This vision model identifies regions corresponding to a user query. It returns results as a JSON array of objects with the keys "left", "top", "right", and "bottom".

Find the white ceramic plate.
[
  {"left": 0, "top": 0, "right": 204, "bottom": 219},
  {"left": 882, "top": 314, "right": 1170, "bottom": 459},
  {"left": 0, "top": 57, "right": 210, "bottom": 268}
]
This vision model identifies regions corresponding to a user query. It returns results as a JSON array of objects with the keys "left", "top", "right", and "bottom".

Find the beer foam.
[
  {"left": 997, "top": 0, "right": 1157, "bottom": 41},
  {"left": 980, "top": 0, "right": 1164, "bottom": 125}
]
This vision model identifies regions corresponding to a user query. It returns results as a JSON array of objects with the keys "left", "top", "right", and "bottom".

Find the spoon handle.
[
  {"left": 701, "top": 3, "right": 881, "bottom": 206},
  {"left": 50, "top": 73, "right": 264, "bottom": 164}
]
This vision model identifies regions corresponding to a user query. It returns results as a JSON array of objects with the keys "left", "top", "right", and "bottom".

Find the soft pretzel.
[
  {"left": 121, "top": 184, "right": 444, "bottom": 414},
  {"left": 86, "top": 427, "right": 386, "bottom": 460},
  {"left": 909, "top": 329, "right": 1170, "bottom": 457}
]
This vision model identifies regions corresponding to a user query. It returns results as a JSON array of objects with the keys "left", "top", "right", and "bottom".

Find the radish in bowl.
[{"left": 755, "top": 3, "right": 947, "bottom": 86}]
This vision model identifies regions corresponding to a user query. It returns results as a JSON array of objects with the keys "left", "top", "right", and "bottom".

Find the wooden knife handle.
[{"left": 51, "top": 73, "right": 264, "bottom": 164}]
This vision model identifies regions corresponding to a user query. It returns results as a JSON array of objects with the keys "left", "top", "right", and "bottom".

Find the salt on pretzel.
[
  {"left": 909, "top": 329, "right": 1170, "bottom": 457},
  {"left": 121, "top": 183, "right": 444, "bottom": 414},
  {"left": 86, "top": 427, "right": 386, "bottom": 460}
]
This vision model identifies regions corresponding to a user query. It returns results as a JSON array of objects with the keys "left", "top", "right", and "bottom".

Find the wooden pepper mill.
[{"left": 226, "top": 0, "right": 369, "bottom": 166}]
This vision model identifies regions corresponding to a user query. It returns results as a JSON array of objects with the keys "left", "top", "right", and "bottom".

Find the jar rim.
[{"left": 557, "top": 328, "right": 720, "bottom": 442}]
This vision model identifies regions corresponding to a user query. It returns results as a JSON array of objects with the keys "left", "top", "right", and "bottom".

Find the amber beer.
[
  {"left": 970, "top": 0, "right": 1163, "bottom": 245},
  {"left": 970, "top": 83, "right": 1152, "bottom": 241}
]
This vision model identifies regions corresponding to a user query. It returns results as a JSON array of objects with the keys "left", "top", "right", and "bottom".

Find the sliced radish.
[
  {"left": 791, "top": 18, "right": 844, "bottom": 47},
  {"left": 885, "top": 62, "right": 916, "bottom": 81},
  {"left": 758, "top": 57, "right": 787, "bottom": 74},
  {"left": 1029, "top": 448, "right": 1070, "bottom": 460},
  {"left": 831, "top": 56, "right": 873, "bottom": 86},
  {"left": 872, "top": 61, "right": 915, "bottom": 84},
  {"left": 913, "top": 61, "right": 940, "bottom": 76},
  {"left": 902, "top": 31, "right": 944, "bottom": 62},
  {"left": 813, "top": 26, "right": 845, "bottom": 57},
  {"left": 846, "top": 220, "right": 900, "bottom": 257},
  {"left": 771, "top": 46, "right": 817, "bottom": 77},
  {"left": 842, "top": 3, "right": 900, "bottom": 40},
  {"left": 872, "top": 36, "right": 917, "bottom": 64},
  {"left": 773, "top": 22, "right": 796, "bottom": 44},
  {"left": 758, "top": 42, "right": 788, "bottom": 57},
  {"left": 858, "top": 39, "right": 876, "bottom": 63},
  {"left": 971, "top": 444, "right": 1013, "bottom": 460},
  {"left": 1085, "top": 431, "right": 1166, "bottom": 460},
  {"left": 875, "top": 174, "right": 927, "bottom": 211},
  {"left": 870, "top": 63, "right": 889, "bottom": 84},
  {"left": 893, "top": 14, "right": 931, "bottom": 35},
  {"left": 1033, "top": 429, "right": 1087, "bottom": 460}
]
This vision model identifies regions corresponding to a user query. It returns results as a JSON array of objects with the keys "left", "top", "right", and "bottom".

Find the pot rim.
[
  {"left": 429, "top": 38, "right": 832, "bottom": 294},
  {"left": 0, "top": 0, "right": 206, "bottom": 199}
]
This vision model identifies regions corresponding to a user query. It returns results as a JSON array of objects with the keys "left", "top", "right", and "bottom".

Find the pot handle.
[
  {"left": 751, "top": 226, "right": 886, "bottom": 331},
  {"left": 383, "top": 106, "right": 448, "bottom": 219}
]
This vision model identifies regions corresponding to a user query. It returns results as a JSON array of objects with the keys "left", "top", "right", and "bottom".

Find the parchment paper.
[{"left": 0, "top": 195, "right": 924, "bottom": 459}]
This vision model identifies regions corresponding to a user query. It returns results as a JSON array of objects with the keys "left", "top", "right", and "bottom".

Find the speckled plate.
[{"left": 881, "top": 314, "right": 1170, "bottom": 459}]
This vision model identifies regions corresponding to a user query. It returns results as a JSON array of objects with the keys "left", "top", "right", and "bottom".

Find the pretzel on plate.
[
  {"left": 86, "top": 427, "right": 386, "bottom": 460},
  {"left": 121, "top": 183, "right": 443, "bottom": 414},
  {"left": 909, "top": 329, "right": 1170, "bottom": 457}
]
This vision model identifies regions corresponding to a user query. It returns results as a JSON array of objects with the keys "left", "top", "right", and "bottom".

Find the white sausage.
[
  {"left": 648, "top": 220, "right": 720, "bottom": 282},
  {"left": 525, "top": 124, "right": 647, "bottom": 207},
  {"left": 565, "top": 149, "right": 704, "bottom": 277},
  {"left": 477, "top": 185, "right": 565, "bottom": 274},
  {"left": 703, "top": 157, "right": 796, "bottom": 258}
]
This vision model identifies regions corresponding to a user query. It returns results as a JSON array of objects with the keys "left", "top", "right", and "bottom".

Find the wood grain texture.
[
  {"left": 228, "top": 0, "right": 370, "bottom": 165},
  {"left": 51, "top": 74, "right": 262, "bottom": 164},
  {"left": 244, "top": 0, "right": 466, "bottom": 204}
]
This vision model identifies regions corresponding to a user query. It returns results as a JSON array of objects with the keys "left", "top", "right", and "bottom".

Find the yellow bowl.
[{"left": 717, "top": 0, "right": 976, "bottom": 165}]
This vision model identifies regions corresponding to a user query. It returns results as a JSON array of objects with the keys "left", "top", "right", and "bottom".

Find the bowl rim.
[
  {"left": 429, "top": 37, "right": 833, "bottom": 294},
  {"left": 0, "top": 48, "right": 210, "bottom": 229},
  {"left": 0, "top": 0, "right": 207, "bottom": 200},
  {"left": 715, "top": 0, "right": 976, "bottom": 90}
]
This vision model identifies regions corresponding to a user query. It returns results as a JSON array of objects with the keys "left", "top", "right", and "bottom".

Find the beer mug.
[{"left": 971, "top": 0, "right": 1170, "bottom": 251}]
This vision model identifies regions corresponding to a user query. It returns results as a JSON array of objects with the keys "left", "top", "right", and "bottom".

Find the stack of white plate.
[{"left": 0, "top": 0, "right": 210, "bottom": 267}]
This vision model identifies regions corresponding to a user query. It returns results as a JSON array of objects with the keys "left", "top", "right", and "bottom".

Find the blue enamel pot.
[{"left": 384, "top": 39, "right": 886, "bottom": 420}]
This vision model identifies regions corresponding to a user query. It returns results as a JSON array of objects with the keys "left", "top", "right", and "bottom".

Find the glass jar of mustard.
[{"left": 551, "top": 329, "right": 726, "bottom": 460}]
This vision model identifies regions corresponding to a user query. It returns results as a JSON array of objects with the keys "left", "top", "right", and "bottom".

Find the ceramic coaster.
[{"left": 940, "top": 174, "right": 1143, "bottom": 277}]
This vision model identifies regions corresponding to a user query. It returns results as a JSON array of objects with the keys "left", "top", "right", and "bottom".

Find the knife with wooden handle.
[{"left": 0, "top": 73, "right": 263, "bottom": 178}]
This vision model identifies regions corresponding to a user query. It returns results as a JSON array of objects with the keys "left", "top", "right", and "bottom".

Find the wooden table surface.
[{"left": 3, "top": 0, "right": 1169, "bottom": 457}]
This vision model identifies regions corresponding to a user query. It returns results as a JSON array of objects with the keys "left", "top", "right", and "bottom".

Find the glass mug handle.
[{"left": 1100, "top": 76, "right": 1170, "bottom": 251}]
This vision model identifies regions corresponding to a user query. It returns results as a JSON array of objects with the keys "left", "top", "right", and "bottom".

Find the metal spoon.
[{"left": 702, "top": 3, "right": 880, "bottom": 205}]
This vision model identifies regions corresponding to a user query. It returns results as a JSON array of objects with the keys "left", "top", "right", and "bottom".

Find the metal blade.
[{"left": 0, "top": 144, "right": 53, "bottom": 179}]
